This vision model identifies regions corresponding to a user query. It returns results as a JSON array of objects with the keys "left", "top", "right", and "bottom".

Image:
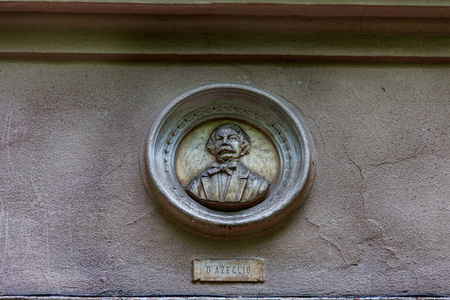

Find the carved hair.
[{"left": 206, "top": 124, "right": 251, "bottom": 157}]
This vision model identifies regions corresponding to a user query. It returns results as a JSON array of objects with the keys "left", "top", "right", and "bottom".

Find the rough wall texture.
[{"left": 0, "top": 61, "right": 448, "bottom": 296}]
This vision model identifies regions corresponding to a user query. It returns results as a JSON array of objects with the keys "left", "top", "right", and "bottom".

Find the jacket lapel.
[
  {"left": 201, "top": 173, "right": 220, "bottom": 201},
  {"left": 225, "top": 163, "right": 249, "bottom": 202}
]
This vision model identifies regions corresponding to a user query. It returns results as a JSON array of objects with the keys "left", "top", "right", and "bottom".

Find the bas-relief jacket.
[{"left": 185, "top": 162, "right": 269, "bottom": 210}]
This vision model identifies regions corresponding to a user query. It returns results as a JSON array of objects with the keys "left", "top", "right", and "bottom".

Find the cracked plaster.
[{"left": 0, "top": 62, "right": 448, "bottom": 296}]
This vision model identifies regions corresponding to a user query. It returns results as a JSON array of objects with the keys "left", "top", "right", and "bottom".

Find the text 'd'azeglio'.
[{"left": 192, "top": 259, "right": 264, "bottom": 282}]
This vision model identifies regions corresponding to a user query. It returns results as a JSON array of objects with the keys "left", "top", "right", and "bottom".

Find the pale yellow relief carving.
[
  {"left": 176, "top": 121, "right": 279, "bottom": 187},
  {"left": 176, "top": 121, "right": 279, "bottom": 210}
]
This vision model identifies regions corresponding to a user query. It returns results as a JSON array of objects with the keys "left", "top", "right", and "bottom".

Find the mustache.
[{"left": 217, "top": 146, "right": 235, "bottom": 153}]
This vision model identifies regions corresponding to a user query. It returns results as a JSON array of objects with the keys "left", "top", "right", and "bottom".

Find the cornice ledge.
[{"left": 0, "top": 1, "right": 449, "bottom": 17}]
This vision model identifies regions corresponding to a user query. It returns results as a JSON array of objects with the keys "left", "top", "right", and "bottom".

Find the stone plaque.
[
  {"left": 141, "top": 84, "right": 314, "bottom": 238},
  {"left": 192, "top": 259, "right": 264, "bottom": 282}
]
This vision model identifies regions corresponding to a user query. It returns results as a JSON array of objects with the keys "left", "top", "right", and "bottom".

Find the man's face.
[{"left": 212, "top": 127, "right": 243, "bottom": 162}]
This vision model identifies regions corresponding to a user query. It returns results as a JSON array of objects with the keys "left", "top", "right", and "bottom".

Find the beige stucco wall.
[
  {"left": 0, "top": 0, "right": 449, "bottom": 296},
  {"left": 0, "top": 60, "right": 448, "bottom": 295}
]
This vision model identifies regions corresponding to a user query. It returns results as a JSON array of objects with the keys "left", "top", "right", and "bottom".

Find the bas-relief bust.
[
  {"left": 143, "top": 84, "right": 312, "bottom": 236},
  {"left": 185, "top": 124, "right": 270, "bottom": 211}
]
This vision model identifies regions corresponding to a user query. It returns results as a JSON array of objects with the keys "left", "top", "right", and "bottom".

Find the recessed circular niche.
[{"left": 140, "top": 84, "right": 314, "bottom": 238}]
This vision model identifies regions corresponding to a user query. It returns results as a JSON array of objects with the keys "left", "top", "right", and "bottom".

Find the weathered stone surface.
[{"left": 0, "top": 62, "right": 448, "bottom": 296}]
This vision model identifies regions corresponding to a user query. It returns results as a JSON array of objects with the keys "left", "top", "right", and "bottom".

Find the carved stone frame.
[{"left": 140, "top": 84, "right": 314, "bottom": 238}]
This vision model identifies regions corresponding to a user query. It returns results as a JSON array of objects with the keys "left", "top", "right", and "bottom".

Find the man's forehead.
[{"left": 215, "top": 127, "right": 239, "bottom": 136}]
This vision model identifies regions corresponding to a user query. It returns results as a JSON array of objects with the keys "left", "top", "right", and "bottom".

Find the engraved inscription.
[{"left": 192, "top": 259, "right": 264, "bottom": 282}]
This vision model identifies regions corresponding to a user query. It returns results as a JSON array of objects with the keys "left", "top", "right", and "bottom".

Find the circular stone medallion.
[{"left": 141, "top": 84, "right": 314, "bottom": 238}]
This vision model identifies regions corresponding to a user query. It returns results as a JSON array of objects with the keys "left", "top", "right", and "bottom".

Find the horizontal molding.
[
  {"left": 0, "top": 2, "right": 449, "bottom": 17},
  {"left": 1, "top": 53, "right": 450, "bottom": 63},
  {"left": 0, "top": 2, "right": 448, "bottom": 62},
  {"left": 1, "top": 0, "right": 450, "bottom": 4},
  {"left": 0, "top": 30, "right": 449, "bottom": 62},
  {"left": 0, "top": 297, "right": 449, "bottom": 300},
  {"left": 1, "top": 13, "right": 449, "bottom": 34}
]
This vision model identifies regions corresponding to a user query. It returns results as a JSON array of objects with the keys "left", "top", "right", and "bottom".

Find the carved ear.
[
  {"left": 206, "top": 138, "right": 215, "bottom": 155},
  {"left": 240, "top": 140, "right": 250, "bottom": 156}
]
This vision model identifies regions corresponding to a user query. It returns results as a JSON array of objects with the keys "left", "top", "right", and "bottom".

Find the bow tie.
[{"left": 208, "top": 162, "right": 237, "bottom": 176}]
